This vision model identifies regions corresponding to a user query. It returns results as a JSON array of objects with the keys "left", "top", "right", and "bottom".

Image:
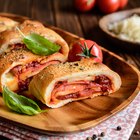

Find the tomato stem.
[{"left": 77, "top": 42, "right": 97, "bottom": 58}]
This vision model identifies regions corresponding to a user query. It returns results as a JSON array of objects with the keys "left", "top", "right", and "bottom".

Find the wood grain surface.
[
  {"left": 0, "top": 13, "right": 139, "bottom": 134},
  {"left": 0, "top": 0, "right": 139, "bottom": 139}
]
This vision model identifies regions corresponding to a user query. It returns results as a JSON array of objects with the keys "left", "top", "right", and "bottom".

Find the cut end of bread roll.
[{"left": 29, "top": 59, "right": 122, "bottom": 108}]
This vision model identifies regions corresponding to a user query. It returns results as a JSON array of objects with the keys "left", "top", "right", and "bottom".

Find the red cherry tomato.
[
  {"left": 74, "top": 0, "right": 96, "bottom": 12},
  {"left": 119, "top": 0, "right": 128, "bottom": 9},
  {"left": 97, "top": 0, "right": 119, "bottom": 14},
  {"left": 68, "top": 40, "right": 103, "bottom": 63}
]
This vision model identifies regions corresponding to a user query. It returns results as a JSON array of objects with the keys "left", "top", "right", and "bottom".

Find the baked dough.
[
  {"left": 0, "top": 16, "right": 18, "bottom": 32},
  {"left": 0, "top": 19, "right": 69, "bottom": 92},
  {"left": 29, "top": 59, "right": 122, "bottom": 108},
  {"left": 0, "top": 48, "right": 67, "bottom": 92},
  {"left": 0, "top": 20, "right": 69, "bottom": 59}
]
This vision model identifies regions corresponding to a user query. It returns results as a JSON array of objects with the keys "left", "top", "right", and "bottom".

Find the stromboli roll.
[
  {"left": 0, "top": 20, "right": 69, "bottom": 58},
  {"left": 0, "top": 49, "right": 65, "bottom": 92},
  {"left": 29, "top": 59, "right": 121, "bottom": 108},
  {"left": 0, "top": 20, "right": 69, "bottom": 92}
]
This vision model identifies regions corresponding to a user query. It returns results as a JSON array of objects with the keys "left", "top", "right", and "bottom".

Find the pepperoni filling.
[
  {"left": 10, "top": 43, "right": 26, "bottom": 50},
  {"left": 10, "top": 60, "right": 60, "bottom": 91},
  {"left": 51, "top": 75, "right": 112, "bottom": 101},
  {"left": 18, "top": 77, "right": 32, "bottom": 91}
]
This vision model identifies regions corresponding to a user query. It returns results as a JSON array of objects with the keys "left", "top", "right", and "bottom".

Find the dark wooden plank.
[
  {"left": 78, "top": 9, "right": 101, "bottom": 40},
  {"left": 30, "top": 0, "right": 55, "bottom": 25},
  {"left": 0, "top": 136, "right": 9, "bottom": 140},
  {"left": 4, "top": 0, "right": 31, "bottom": 17},
  {"left": 129, "top": 0, "right": 140, "bottom": 8},
  {"left": 0, "top": 0, "right": 9, "bottom": 12},
  {"left": 53, "top": 0, "right": 83, "bottom": 37}
]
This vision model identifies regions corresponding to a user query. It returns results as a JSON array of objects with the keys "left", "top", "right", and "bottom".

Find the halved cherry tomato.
[
  {"left": 68, "top": 40, "right": 103, "bottom": 63},
  {"left": 74, "top": 0, "right": 96, "bottom": 12}
]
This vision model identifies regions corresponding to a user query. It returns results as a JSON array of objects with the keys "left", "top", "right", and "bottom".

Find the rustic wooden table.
[{"left": 0, "top": 0, "right": 139, "bottom": 139}]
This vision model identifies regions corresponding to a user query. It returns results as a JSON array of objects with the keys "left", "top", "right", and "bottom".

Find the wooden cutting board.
[{"left": 0, "top": 13, "right": 139, "bottom": 134}]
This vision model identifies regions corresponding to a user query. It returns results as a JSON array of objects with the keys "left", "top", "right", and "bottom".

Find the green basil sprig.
[
  {"left": 16, "top": 27, "right": 61, "bottom": 55},
  {"left": 2, "top": 86, "right": 46, "bottom": 115}
]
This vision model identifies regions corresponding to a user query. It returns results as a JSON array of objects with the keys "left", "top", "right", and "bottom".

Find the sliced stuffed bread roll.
[
  {"left": 0, "top": 48, "right": 65, "bottom": 92},
  {"left": 0, "top": 20, "right": 69, "bottom": 92},
  {"left": 29, "top": 59, "right": 121, "bottom": 108},
  {"left": 0, "top": 20, "right": 69, "bottom": 58}
]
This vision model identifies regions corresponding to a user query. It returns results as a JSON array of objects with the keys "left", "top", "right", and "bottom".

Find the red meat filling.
[
  {"left": 10, "top": 60, "right": 60, "bottom": 91},
  {"left": 51, "top": 75, "right": 112, "bottom": 101}
]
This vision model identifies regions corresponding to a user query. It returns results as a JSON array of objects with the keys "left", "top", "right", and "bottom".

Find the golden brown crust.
[
  {"left": 0, "top": 49, "right": 39, "bottom": 73},
  {"left": 20, "top": 20, "right": 44, "bottom": 29},
  {"left": 29, "top": 59, "right": 122, "bottom": 108},
  {"left": 0, "top": 20, "right": 69, "bottom": 59},
  {"left": 0, "top": 16, "right": 18, "bottom": 32},
  {"left": 0, "top": 48, "right": 68, "bottom": 72},
  {"left": 32, "top": 59, "right": 110, "bottom": 85}
]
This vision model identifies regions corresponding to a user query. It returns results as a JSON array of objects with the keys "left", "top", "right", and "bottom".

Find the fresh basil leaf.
[
  {"left": 2, "top": 86, "right": 46, "bottom": 115},
  {"left": 23, "top": 33, "right": 61, "bottom": 55}
]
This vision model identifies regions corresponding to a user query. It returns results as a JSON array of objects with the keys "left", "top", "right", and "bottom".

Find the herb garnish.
[
  {"left": 16, "top": 27, "right": 61, "bottom": 55},
  {"left": 2, "top": 86, "right": 46, "bottom": 115}
]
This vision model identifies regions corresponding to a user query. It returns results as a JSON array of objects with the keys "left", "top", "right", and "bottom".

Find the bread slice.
[{"left": 29, "top": 59, "right": 121, "bottom": 108}]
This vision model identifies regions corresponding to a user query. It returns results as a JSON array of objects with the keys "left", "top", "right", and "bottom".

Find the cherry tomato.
[
  {"left": 74, "top": 0, "right": 96, "bottom": 12},
  {"left": 68, "top": 40, "right": 103, "bottom": 63},
  {"left": 97, "top": 0, "right": 119, "bottom": 14},
  {"left": 119, "top": 0, "right": 128, "bottom": 9}
]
